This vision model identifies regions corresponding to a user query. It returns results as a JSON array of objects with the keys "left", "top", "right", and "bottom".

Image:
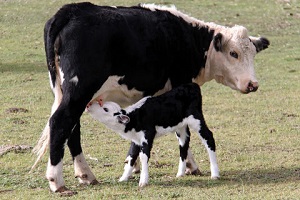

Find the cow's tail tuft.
[
  {"left": 30, "top": 76, "right": 63, "bottom": 172},
  {"left": 30, "top": 122, "right": 50, "bottom": 172}
]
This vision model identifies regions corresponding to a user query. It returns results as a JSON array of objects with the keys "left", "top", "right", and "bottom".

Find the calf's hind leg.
[
  {"left": 190, "top": 117, "right": 220, "bottom": 179},
  {"left": 175, "top": 126, "right": 191, "bottom": 177}
]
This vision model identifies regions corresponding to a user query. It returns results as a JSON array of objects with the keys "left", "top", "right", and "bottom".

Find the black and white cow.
[
  {"left": 87, "top": 83, "right": 219, "bottom": 187},
  {"left": 31, "top": 2, "right": 269, "bottom": 194}
]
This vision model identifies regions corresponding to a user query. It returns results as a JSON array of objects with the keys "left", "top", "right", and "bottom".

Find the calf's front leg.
[
  {"left": 139, "top": 142, "right": 151, "bottom": 187},
  {"left": 119, "top": 143, "right": 140, "bottom": 182}
]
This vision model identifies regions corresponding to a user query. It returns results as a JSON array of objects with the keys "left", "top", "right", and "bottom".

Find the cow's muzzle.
[{"left": 245, "top": 81, "right": 259, "bottom": 93}]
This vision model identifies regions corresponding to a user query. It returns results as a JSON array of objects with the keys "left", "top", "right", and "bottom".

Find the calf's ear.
[
  {"left": 250, "top": 36, "right": 270, "bottom": 53},
  {"left": 213, "top": 33, "right": 223, "bottom": 52},
  {"left": 117, "top": 115, "right": 130, "bottom": 124}
]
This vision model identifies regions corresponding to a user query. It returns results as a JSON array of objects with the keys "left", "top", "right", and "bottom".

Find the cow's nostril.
[{"left": 248, "top": 81, "right": 259, "bottom": 92}]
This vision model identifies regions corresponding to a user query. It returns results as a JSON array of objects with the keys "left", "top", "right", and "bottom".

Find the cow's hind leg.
[
  {"left": 190, "top": 117, "right": 220, "bottom": 179},
  {"left": 67, "top": 121, "right": 98, "bottom": 185},
  {"left": 119, "top": 143, "right": 140, "bottom": 182},
  {"left": 175, "top": 126, "right": 190, "bottom": 177},
  {"left": 46, "top": 92, "right": 96, "bottom": 193}
]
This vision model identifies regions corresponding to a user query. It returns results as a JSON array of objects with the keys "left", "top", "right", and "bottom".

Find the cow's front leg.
[
  {"left": 68, "top": 121, "right": 98, "bottom": 185},
  {"left": 175, "top": 126, "right": 190, "bottom": 177},
  {"left": 119, "top": 143, "right": 140, "bottom": 182}
]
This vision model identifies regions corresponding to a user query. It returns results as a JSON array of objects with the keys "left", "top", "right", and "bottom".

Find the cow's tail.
[
  {"left": 30, "top": 65, "right": 63, "bottom": 172},
  {"left": 30, "top": 6, "right": 72, "bottom": 172},
  {"left": 30, "top": 76, "right": 63, "bottom": 172}
]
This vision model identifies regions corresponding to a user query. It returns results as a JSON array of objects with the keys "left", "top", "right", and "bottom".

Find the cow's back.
[{"left": 48, "top": 3, "right": 213, "bottom": 96}]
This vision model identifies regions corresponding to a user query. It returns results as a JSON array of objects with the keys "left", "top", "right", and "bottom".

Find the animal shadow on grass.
[
  {"left": 153, "top": 166, "right": 300, "bottom": 188},
  {"left": 0, "top": 63, "right": 45, "bottom": 73}
]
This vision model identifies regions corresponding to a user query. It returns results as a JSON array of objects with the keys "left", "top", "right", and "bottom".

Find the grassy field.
[{"left": 0, "top": 0, "right": 299, "bottom": 199}]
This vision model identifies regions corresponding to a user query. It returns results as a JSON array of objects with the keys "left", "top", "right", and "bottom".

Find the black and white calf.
[{"left": 87, "top": 83, "right": 219, "bottom": 187}]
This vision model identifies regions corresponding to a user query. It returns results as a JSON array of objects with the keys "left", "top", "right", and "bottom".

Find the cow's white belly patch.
[{"left": 91, "top": 76, "right": 172, "bottom": 107}]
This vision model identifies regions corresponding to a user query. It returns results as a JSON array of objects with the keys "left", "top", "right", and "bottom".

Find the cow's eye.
[
  {"left": 230, "top": 51, "right": 238, "bottom": 59},
  {"left": 103, "top": 108, "right": 109, "bottom": 112}
]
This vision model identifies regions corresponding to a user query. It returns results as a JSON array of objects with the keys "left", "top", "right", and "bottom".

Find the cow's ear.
[
  {"left": 250, "top": 36, "right": 270, "bottom": 53},
  {"left": 117, "top": 115, "right": 130, "bottom": 124},
  {"left": 213, "top": 33, "right": 223, "bottom": 52}
]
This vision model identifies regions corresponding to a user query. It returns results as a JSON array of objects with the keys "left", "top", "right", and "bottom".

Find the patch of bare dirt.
[{"left": 0, "top": 145, "right": 32, "bottom": 156}]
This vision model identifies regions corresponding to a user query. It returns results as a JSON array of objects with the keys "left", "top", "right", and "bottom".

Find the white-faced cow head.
[
  {"left": 87, "top": 102, "right": 130, "bottom": 129},
  {"left": 203, "top": 25, "right": 269, "bottom": 94}
]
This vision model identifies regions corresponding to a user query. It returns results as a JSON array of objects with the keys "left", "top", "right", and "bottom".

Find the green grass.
[{"left": 0, "top": 0, "right": 299, "bottom": 199}]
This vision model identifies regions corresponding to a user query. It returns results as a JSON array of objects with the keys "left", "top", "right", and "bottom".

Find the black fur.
[{"left": 45, "top": 2, "right": 215, "bottom": 166}]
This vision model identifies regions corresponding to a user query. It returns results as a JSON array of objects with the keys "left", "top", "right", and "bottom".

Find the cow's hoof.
[
  {"left": 55, "top": 186, "right": 77, "bottom": 197},
  {"left": 90, "top": 179, "right": 100, "bottom": 185},
  {"left": 185, "top": 168, "right": 203, "bottom": 176}
]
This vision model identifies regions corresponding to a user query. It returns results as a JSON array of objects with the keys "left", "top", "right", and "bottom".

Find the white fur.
[
  {"left": 46, "top": 159, "right": 65, "bottom": 192},
  {"left": 74, "top": 153, "right": 97, "bottom": 184},
  {"left": 87, "top": 100, "right": 220, "bottom": 186},
  {"left": 119, "top": 156, "right": 134, "bottom": 182},
  {"left": 69, "top": 75, "right": 79, "bottom": 85},
  {"left": 59, "top": 67, "right": 65, "bottom": 85},
  {"left": 176, "top": 158, "right": 186, "bottom": 177},
  {"left": 139, "top": 152, "right": 149, "bottom": 187}
]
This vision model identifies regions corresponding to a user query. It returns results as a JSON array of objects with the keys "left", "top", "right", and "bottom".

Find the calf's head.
[
  {"left": 87, "top": 102, "right": 130, "bottom": 128},
  {"left": 205, "top": 26, "right": 270, "bottom": 94}
]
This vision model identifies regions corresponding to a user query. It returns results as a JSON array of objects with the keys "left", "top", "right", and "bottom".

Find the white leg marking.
[
  {"left": 200, "top": 138, "right": 220, "bottom": 179},
  {"left": 119, "top": 156, "right": 134, "bottom": 182},
  {"left": 176, "top": 158, "right": 186, "bottom": 178},
  {"left": 46, "top": 159, "right": 65, "bottom": 192},
  {"left": 175, "top": 129, "right": 188, "bottom": 177},
  {"left": 74, "top": 153, "right": 97, "bottom": 184},
  {"left": 139, "top": 152, "right": 149, "bottom": 187}
]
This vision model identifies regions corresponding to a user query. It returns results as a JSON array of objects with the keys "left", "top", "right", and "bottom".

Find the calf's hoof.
[
  {"left": 185, "top": 168, "right": 203, "bottom": 176},
  {"left": 119, "top": 176, "right": 129, "bottom": 182},
  {"left": 138, "top": 181, "right": 148, "bottom": 188},
  {"left": 176, "top": 172, "right": 185, "bottom": 178},
  {"left": 211, "top": 175, "right": 220, "bottom": 180},
  {"left": 55, "top": 186, "right": 78, "bottom": 197}
]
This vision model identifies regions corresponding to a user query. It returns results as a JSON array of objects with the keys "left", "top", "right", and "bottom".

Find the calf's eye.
[
  {"left": 103, "top": 108, "right": 109, "bottom": 112},
  {"left": 230, "top": 51, "right": 238, "bottom": 59}
]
